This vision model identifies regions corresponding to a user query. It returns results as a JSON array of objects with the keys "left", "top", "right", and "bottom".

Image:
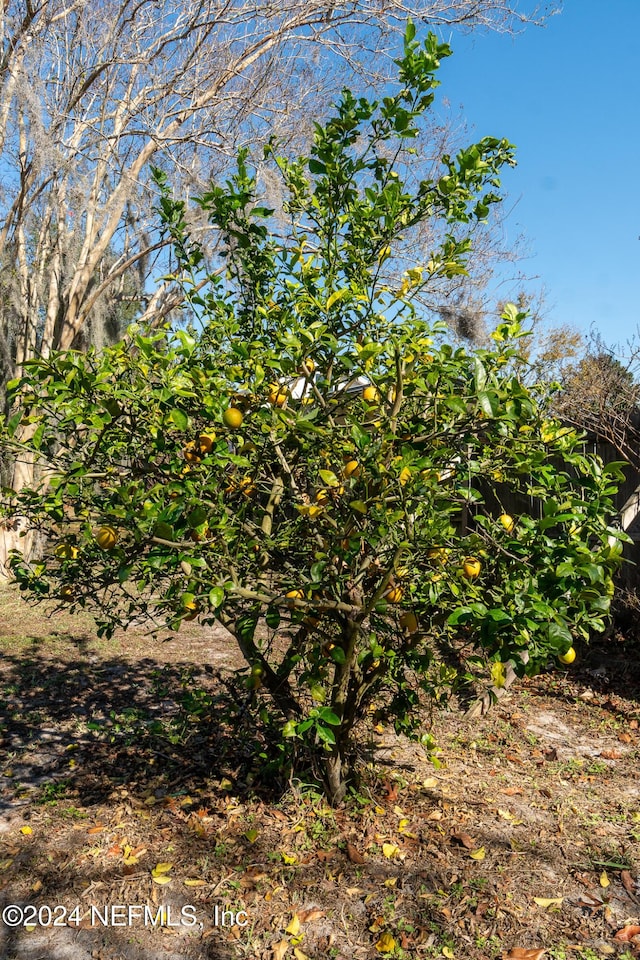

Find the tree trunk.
[{"left": 324, "top": 748, "right": 348, "bottom": 805}]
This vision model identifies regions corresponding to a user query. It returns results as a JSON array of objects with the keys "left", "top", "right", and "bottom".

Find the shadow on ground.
[{"left": 0, "top": 640, "right": 285, "bottom": 815}]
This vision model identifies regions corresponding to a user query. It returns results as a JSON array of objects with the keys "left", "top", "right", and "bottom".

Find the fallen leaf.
[
  {"left": 281, "top": 852, "right": 297, "bottom": 865},
  {"left": 599, "top": 750, "right": 622, "bottom": 760},
  {"left": 298, "top": 908, "right": 325, "bottom": 923},
  {"left": 183, "top": 878, "right": 207, "bottom": 887},
  {"left": 152, "top": 875, "right": 172, "bottom": 885},
  {"left": 451, "top": 832, "right": 475, "bottom": 850},
  {"left": 87, "top": 825, "right": 104, "bottom": 835},
  {"left": 19, "top": 826, "right": 32, "bottom": 836},
  {"left": 375, "top": 932, "right": 396, "bottom": 953},
  {"left": 31, "top": 880, "right": 42, "bottom": 893},
  {"left": 293, "top": 950, "right": 310, "bottom": 960},
  {"left": 533, "top": 897, "right": 563, "bottom": 908},
  {"left": 498, "top": 809, "right": 516, "bottom": 822},
  {"left": 151, "top": 862, "right": 173, "bottom": 877},
  {"left": 442, "top": 948, "right": 455, "bottom": 959},
  {"left": 600, "top": 871, "right": 610, "bottom": 888},
  {"left": 620, "top": 870, "right": 635, "bottom": 895},
  {"left": 618, "top": 732, "right": 633, "bottom": 743},
  {"left": 285, "top": 915, "right": 301, "bottom": 936},
  {"left": 346, "top": 842, "right": 366, "bottom": 864},
  {"left": 501, "top": 787, "right": 524, "bottom": 796},
  {"left": 503, "top": 950, "right": 546, "bottom": 960},
  {"left": 382, "top": 781, "right": 398, "bottom": 802},
  {"left": 470, "top": 847, "right": 485, "bottom": 860},
  {"left": 382, "top": 843, "right": 400, "bottom": 859},
  {"left": 272, "top": 939, "right": 289, "bottom": 960},
  {"left": 615, "top": 924, "right": 640, "bottom": 941},
  {"left": 245, "top": 829, "right": 258, "bottom": 843},
  {"left": 423, "top": 777, "right": 439, "bottom": 789}
]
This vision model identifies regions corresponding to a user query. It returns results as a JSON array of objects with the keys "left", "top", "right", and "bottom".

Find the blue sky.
[{"left": 436, "top": 1, "right": 640, "bottom": 356}]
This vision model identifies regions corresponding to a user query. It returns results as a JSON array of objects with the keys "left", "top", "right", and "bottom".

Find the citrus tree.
[{"left": 1, "top": 27, "right": 625, "bottom": 802}]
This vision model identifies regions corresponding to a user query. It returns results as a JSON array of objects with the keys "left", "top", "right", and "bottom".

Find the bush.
[{"left": 1, "top": 26, "right": 625, "bottom": 801}]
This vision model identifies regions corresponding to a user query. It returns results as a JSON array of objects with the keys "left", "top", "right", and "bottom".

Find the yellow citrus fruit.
[
  {"left": 314, "top": 489, "right": 330, "bottom": 505},
  {"left": 198, "top": 433, "right": 215, "bottom": 454},
  {"left": 462, "top": 557, "right": 481, "bottom": 579},
  {"left": 183, "top": 441, "right": 202, "bottom": 464},
  {"left": 499, "top": 514, "right": 515, "bottom": 533},
  {"left": 300, "top": 358, "right": 315, "bottom": 374},
  {"left": 239, "top": 477, "right": 256, "bottom": 497},
  {"left": 182, "top": 600, "right": 200, "bottom": 621},
  {"left": 95, "top": 525, "right": 118, "bottom": 550},
  {"left": 55, "top": 543, "right": 78, "bottom": 560},
  {"left": 385, "top": 586, "right": 404, "bottom": 604},
  {"left": 558, "top": 647, "right": 576, "bottom": 665},
  {"left": 343, "top": 460, "right": 360, "bottom": 479},
  {"left": 268, "top": 384, "right": 289, "bottom": 407},
  {"left": 399, "top": 611, "right": 418, "bottom": 633},
  {"left": 286, "top": 589, "right": 304, "bottom": 607},
  {"left": 222, "top": 407, "right": 244, "bottom": 430},
  {"left": 362, "top": 385, "right": 380, "bottom": 403}
]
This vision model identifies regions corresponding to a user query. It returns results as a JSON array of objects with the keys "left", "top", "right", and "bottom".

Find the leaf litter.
[{"left": 0, "top": 594, "right": 639, "bottom": 958}]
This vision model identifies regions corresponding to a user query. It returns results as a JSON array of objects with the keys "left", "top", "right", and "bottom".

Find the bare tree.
[{"left": 0, "top": 0, "right": 559, "bottom": 568}]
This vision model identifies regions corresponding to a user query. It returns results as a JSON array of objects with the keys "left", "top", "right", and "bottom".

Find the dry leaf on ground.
[
  {"left": 346, "top": 842, "right": 365, "bottom": 863},
  {"left": 503, "top": 950, "right": 546, "bottom": 960}
]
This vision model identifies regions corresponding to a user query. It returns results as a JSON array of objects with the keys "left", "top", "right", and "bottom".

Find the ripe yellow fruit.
[
  {"left": 314, "top": 489, "right": 330, "bottom": 505},
  {"left": 198, "top": 433, "right": 215, "bottom": 454},
  {"left": 399, "top": 611, "right": 418, "bottom": 633},
  {"left": 300, "top": 358, "right": 316, "bottom": 375},
  {"left": 183, "top": 600, "right": 200, "bottom": 621},
  {"left": 268, "top": 384, "right": 289, "bottom": 407},
  {"left": 239, "top": 477, "right": 256, "bottom": 497},
  {"left": 462, "top": 557, "right": 481, "bottom": 579},
  {"left": 55, "top": 543, "right": 78, "bottom": 560},
  {"left": 286, "top": 589, "right": 305, "bottom": 607},
  {"left": 385, "top": 586, "right": 404, "bottom": 604},
  {"left": 183, "top": 441, "right": 202, "bottom": 464},
  {"left": 558, "top": 647, "right": 576, "bottom": 665},
  {"left": 95, "top": 525, "right": 118, "bottom": 550},
  {"left": 498, "top": 514, "right": 515, "bottom": 533},
  {"left": 222, "top": 407, "right": 244, "bottom": 430},
  {"left": 343, "top": 459, "right": 360, "bottom": 479},
  {"left": 362, "top": 385, "right": 380, "bottom": 403}
]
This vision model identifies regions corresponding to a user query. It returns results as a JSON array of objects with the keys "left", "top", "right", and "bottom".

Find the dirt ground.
[{"left": 0, "top": 583, "right": 639, "bottom": 960}]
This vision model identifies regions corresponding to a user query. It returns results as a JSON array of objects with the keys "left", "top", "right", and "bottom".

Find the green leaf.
[
  {"left": 237, "top": 615, "right": 257, "bottom": 643},
  {"left": 169, "top": 408, "right": 189, "bottom": 430},
  {"left": 315, "top": 724, "right": 336, "bottom": 745},
  {"left": 319, "top": 469, "right": 340, "bottom": 487},
  {"left": 154, "top": 522, "right": 175, "bottom": 541},
  {"left": 265, "top": 606, "right": 281, "bottom": 629},
  {"left": 208, "top": 586, "right": 224, "bottom": 609}
]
